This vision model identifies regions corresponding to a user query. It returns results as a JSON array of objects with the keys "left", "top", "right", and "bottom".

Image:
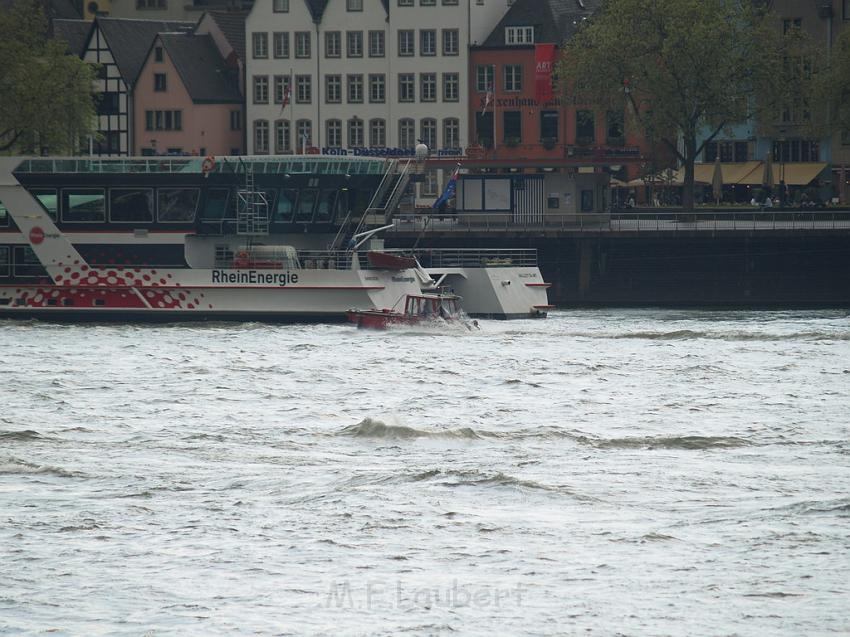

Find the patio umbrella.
[
  {"left": 762, "top": 152, "right": 774, "bottom": 196},
  {"left": 712, "top": 155, "right": 723, "bottom": 204}
]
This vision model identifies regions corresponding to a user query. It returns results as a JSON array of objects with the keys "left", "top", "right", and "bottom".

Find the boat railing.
[{"left": 377, "top": 247, "right": 539, "bottom": 268}]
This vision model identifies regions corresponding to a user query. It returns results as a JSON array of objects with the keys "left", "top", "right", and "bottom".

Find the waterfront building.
[
  {"left": 103, "top": 0, "right": 252, "bottom": 21},
  {"left": 244, "top": 0, "right": 508, "bottom": 203},
  {"left": 134, "top": 32, "right": 244, "bottom": 156},
  {"left": 79, "top": 17, "right": 194, "bottom": 155}
]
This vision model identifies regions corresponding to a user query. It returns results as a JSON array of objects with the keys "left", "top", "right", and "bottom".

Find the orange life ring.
[{"left": 201, "top": 155, "right": 216, "bottom": 173}]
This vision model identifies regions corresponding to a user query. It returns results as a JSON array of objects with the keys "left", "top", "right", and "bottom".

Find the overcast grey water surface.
[{"left": 1, "top": 310, "right": 849, "bottom": 636}]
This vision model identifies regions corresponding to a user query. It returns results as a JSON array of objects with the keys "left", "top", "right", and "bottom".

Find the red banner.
[{"left": 534, "top": 44, "right": 557, "bottom": 103}]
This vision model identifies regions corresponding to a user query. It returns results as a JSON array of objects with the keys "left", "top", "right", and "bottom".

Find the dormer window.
[{"left": 505, "top": 26, "right": 534, "bottom": 45}]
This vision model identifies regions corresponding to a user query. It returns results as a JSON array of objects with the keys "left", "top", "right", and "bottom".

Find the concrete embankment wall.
[{"left": 388, "top": 233, "right": 850, "bottom": 306}]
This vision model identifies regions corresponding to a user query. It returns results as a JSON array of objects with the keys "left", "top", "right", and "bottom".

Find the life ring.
[{"left": 201, "top": 155, "right": 216, "bottom": 173}]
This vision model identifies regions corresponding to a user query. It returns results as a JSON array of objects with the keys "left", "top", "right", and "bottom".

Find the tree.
[
  {"left": 0, "top": 0, "right": 98, "bottom": 155},
  {"left": 556, "top": 0, "right": 796, "bottom": 210},
  {"left": 809, "top": 27, "right": 850, "bottom": 141}
]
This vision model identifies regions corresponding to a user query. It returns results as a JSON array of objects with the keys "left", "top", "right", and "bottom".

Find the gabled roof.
[
  {"left": 95, "top": 17, "right": 194, "bottom": 87},
  {"left": 481, "top": 0, "right": 601, "bottom": 47},
  {"left": 52, "top": 18, "right": 92, "bottom": 57},
  {"left": 157, "top": 32, "right": 242, "bottom": 103},
  {"left": 205, "top": 9, "right": 249, "bottom": 61}
]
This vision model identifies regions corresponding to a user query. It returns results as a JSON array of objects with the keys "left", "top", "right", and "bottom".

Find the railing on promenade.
[{"left": 390, "top": 210, "right": 850, "bottom": 234}]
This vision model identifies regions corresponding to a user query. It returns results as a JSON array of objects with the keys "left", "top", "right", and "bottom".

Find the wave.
[
  {"left": 559, "top": 329, "right": 850, "bottom": 341},
  {"left": 0, "top": 430, "right": 45, "bottom": 442},
  {"left": 590, "top": 435, "right": 751, "bottom": 450},
  {"left": 407, "top": 468, "right": 592, "bottom": 499},
  {"left": 338, "top": 418, "right": 482, "bottom": 440},
  {"left": 0, "top": 458, "right": 85, "bottom": 478}
]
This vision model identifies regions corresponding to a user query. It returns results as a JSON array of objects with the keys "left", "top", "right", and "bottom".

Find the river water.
[{"left": 1, "top": 310, "right": 849, "bottom": 636}]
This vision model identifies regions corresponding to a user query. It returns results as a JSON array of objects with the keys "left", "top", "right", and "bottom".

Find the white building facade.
[{"left": 245, "top": 0, "right": 508, "bottom": 200}]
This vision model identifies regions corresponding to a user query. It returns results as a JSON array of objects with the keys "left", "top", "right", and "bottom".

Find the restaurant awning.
[{"left": 627, "top": 162, "right": 829, "bottom": 187}]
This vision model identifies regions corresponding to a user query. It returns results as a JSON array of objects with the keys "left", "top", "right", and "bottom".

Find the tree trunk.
[{"left": 681, "top": 136, "right": 697, "bottom": 211}]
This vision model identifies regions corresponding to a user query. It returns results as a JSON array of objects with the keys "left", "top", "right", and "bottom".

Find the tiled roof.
[
  {"left": 158, "top": 32, "right": 242, "bottom": 103},
  {"left": 52, "top": 18, "right": 92, "bottom": 57},
  {"left": 206, "top": 9, "right": 249, "bottom": 61},
  {"left": 96, "top": 17, "right": 194, "bottom": 87},
  {"left": 481, "top": 0, "right": 601, "bottom": 47}
]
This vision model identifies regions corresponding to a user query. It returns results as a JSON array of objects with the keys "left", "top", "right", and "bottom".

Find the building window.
[
  {"left": 399, "top": 74, "right": 415, "bottom": 102},
  {"left": 154, "top": 46, "right": 163, "bottom": 62},
  {"left": 273, "top": 0, "right": 289, "bottom": 11},
  {"left": 144, "top": 109, "right": 182, "bottom": 131},
  {"left": 422, "top": 169, "right": 438, "bottom": 196},
  {"left": 442, "top": 29, "right": 459, "bottom": 55},
  {"left": 325, "top": 31, "right": 341, "bottom": 58},
  {"left": 347, "top": 0, "right": 362, "bottom": 9},
  {"left": 296, "top": 75, "right": 311, "bottom": 103},
  {"left": 326, "top": 119, "right": 342, "bottom": 148},
  {"left": 369, "top": 31, "right": 385, "bottom": 57},
  {"left": 576, "top": 110, "right": 595, "bottom": 144},
  {"left": 295, "top": 32, "right": 311, "bottom": 58},
  {"left": 254, "top": 120, "right": 269, "bottom": 154},
  {"left": 420, "top": 29, "right": 436, "bottom": 56},
  {"left": 347, "top": 31, "right": 363, "bottom": 57},
  {"left": 136, "top": 0, "right": 166, "bottom": 8},
  {"left": 275, "top": 119, "right": 291, "bottom": 152},
  {"left": 347, "top": 74, "right": 363, "bottom": 103},
  {"left": 421, "top": 73, "right": 436, "bottom": 102},
  {"left": 326, "top": 75, "right": 342, "bottom": 103},
  {"left": 295, "top": 120, "right": 312, "bottom": 149},
  {"left": 505, "top": 26, "right": 534, "bottom": 44},
  {"left": 421, "top": 0, "right": 436, "bottom": 5},
  {"left": 348, "top": 118, "right": 364, "bottom": 147},
  {"left": 154, "top": 73, "right": 166, "bottom": 91},
  {"left": 398, "top": 30, "right": 414, "bottom": 56},
  {"left": 442, "top": 0, "right": 458, "bottom": 4},
  {"left": 443, "top": 117, "right": 459, "bottom": 148},
  {"left": 844, "top": 0, "right": 850, "bottom": 20},
  {"left": 772, "top": 139, "right": 820, "bottom": 162},
  {"left": 252, "top": 32, "right": 268, "bottom": 58},
  {"left": 503, "top": 111, "right": 521, "bottom": 142},
  {"left": 274, "top": 75, "right": 291, "bottom": 104},
  {"left": 605, "top": 110, "right": 624, "bottom": 144},
  {"left": 230, "top": 110, "right": 242, "bottom": 131},
  {"left": 399, "top": 118, "right": 415, "bottom": 148},
  {"left": 253, "top": 75, "right": 269, "bottom": 103},
  {"left": 369, "top": 74, "right": 385, "bottom": 103},
  {"left": 476, "top": 65, "right": 494, "bottom": 92},
  {"left": 369, "top": 119, "right": 386, "bottom": 147},
  {"left": 273, "top": 32, "right": 290, "bottom": 58},
  {"left": 421, "top": 118, "right": 436, "bottom": 150},
  {"left": 540, "top": 110, "right": 558, "bottom": 142},
  {"left": 398, "top": 0, "right": 413, "bottom": 5},
  {"left": 443, "top": 73, "right": 459, "bottom": 101},
  {"left": 504, "top": 65, "right": 521, "bottom": 92},
  {"left": 704, "top": 141, "right": 749, "bottom": 163},
  {"left": 97, "top": 92, "right": 120, "bottom": 115}
]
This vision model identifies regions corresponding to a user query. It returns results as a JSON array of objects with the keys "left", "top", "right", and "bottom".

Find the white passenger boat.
[{"left": 0, "top": 156, "right": 550, "bottom": 321}]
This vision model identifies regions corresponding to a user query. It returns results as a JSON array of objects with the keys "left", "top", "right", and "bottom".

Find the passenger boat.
[
  {"left": 347, "top": 289, "right": 469, "bottom": 329},
  {"left": 0, "top": 155, "right": 551, "bottom": 321}
]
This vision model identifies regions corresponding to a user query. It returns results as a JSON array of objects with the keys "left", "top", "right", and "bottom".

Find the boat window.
[
  {"left": 315, "top": 189, "right": 338, "bottom": 222},
  {"left": 110, "top": 188, "right": 154, "bottom": 223},
  {"left": 202, "top": 188, "right": 230, "bottom": 219},
  {"left": 13, "top": 246, "right": 46, "bottom": 278},
  {"left": 158, "top": 188, "right": 200, "bottom": 222},
  {"left": 0, "top": 246, "right": 9, "bottom": 277},
  {"left": 62, "top": 189, "right": 106, "bottom": 222},
  {"left": 275, "top": 189, "right": 298, "bottom": 222},
  {"left": 30, "top": 190, "right": 58, "bottom": 220},
  {"left": 0, "top": 201, "right": 7, "bottom": 226},
  {"left": 295, "top": 189, "right": 317, "bottom": 222}
]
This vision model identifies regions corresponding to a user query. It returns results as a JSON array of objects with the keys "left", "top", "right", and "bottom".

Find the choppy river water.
[{"left": 1, "top": 310, "right": 849, "bottom": 636}]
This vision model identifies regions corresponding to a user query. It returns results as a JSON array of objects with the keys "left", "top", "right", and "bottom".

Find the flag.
[
  {"left": 534, "top": 44, "right": 557, "bottom": 103},
  {"left": 280, "top": 74, "right": 292, "bottom": 114},
  {"left": 432, "top": 165, "right": 460, "bottom": 209},
  {"left": 481, "top": 84, "right": 493, "bottom": 116}
]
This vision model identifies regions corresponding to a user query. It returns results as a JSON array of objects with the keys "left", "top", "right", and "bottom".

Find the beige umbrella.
[
  {"left": 712, "top": 155, "right": 723, "bottom": 204},
  {"left": 762, "top": 152, "right": 774, "bottom": 195}
]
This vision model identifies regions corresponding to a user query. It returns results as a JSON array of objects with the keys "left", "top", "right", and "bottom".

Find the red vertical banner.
[{"left": 535, "top": 44, "right": 557, "bottom": 103}]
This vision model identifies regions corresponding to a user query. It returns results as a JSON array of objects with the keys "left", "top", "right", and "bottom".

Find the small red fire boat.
[{"left": 347, "top": 291, "right": 472, "bottom": 330}]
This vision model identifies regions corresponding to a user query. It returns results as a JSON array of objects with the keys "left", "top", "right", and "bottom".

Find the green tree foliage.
[
  {"left": 557, "top": 0, "right": 796, "bottom": 209},
  {"left": 809, "top": 27, "right": 850, "bottom": 139},
  {"left": 0, "top": 0, "right": 98, "bottom": 154}
]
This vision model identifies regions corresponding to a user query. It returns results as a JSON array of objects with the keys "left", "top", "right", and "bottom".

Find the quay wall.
[{"left": 387, "top": 230, "right": 850, "bottom": 307}]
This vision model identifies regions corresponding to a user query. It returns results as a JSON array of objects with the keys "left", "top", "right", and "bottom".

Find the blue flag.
[{"left": 432, "top": 166, "right": 460, "bottom": 209}]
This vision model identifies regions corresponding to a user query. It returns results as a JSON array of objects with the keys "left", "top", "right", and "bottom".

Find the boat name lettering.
[
  {"left": 518, "top": 273, "right": 536, "bottom": 278},
  {"left": 212, "top": 270, "right": 299, "bottom": 286},
  {"left": 391, "top": 276, "right": 415, "bottom": 283},
  {"left": 321, "top": 147, "right": 464, "bottom": 158}
]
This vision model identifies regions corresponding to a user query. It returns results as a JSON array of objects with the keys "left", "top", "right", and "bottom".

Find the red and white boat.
[{"left": 347, "top": 289, "right": 470, "bottom": 329}]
